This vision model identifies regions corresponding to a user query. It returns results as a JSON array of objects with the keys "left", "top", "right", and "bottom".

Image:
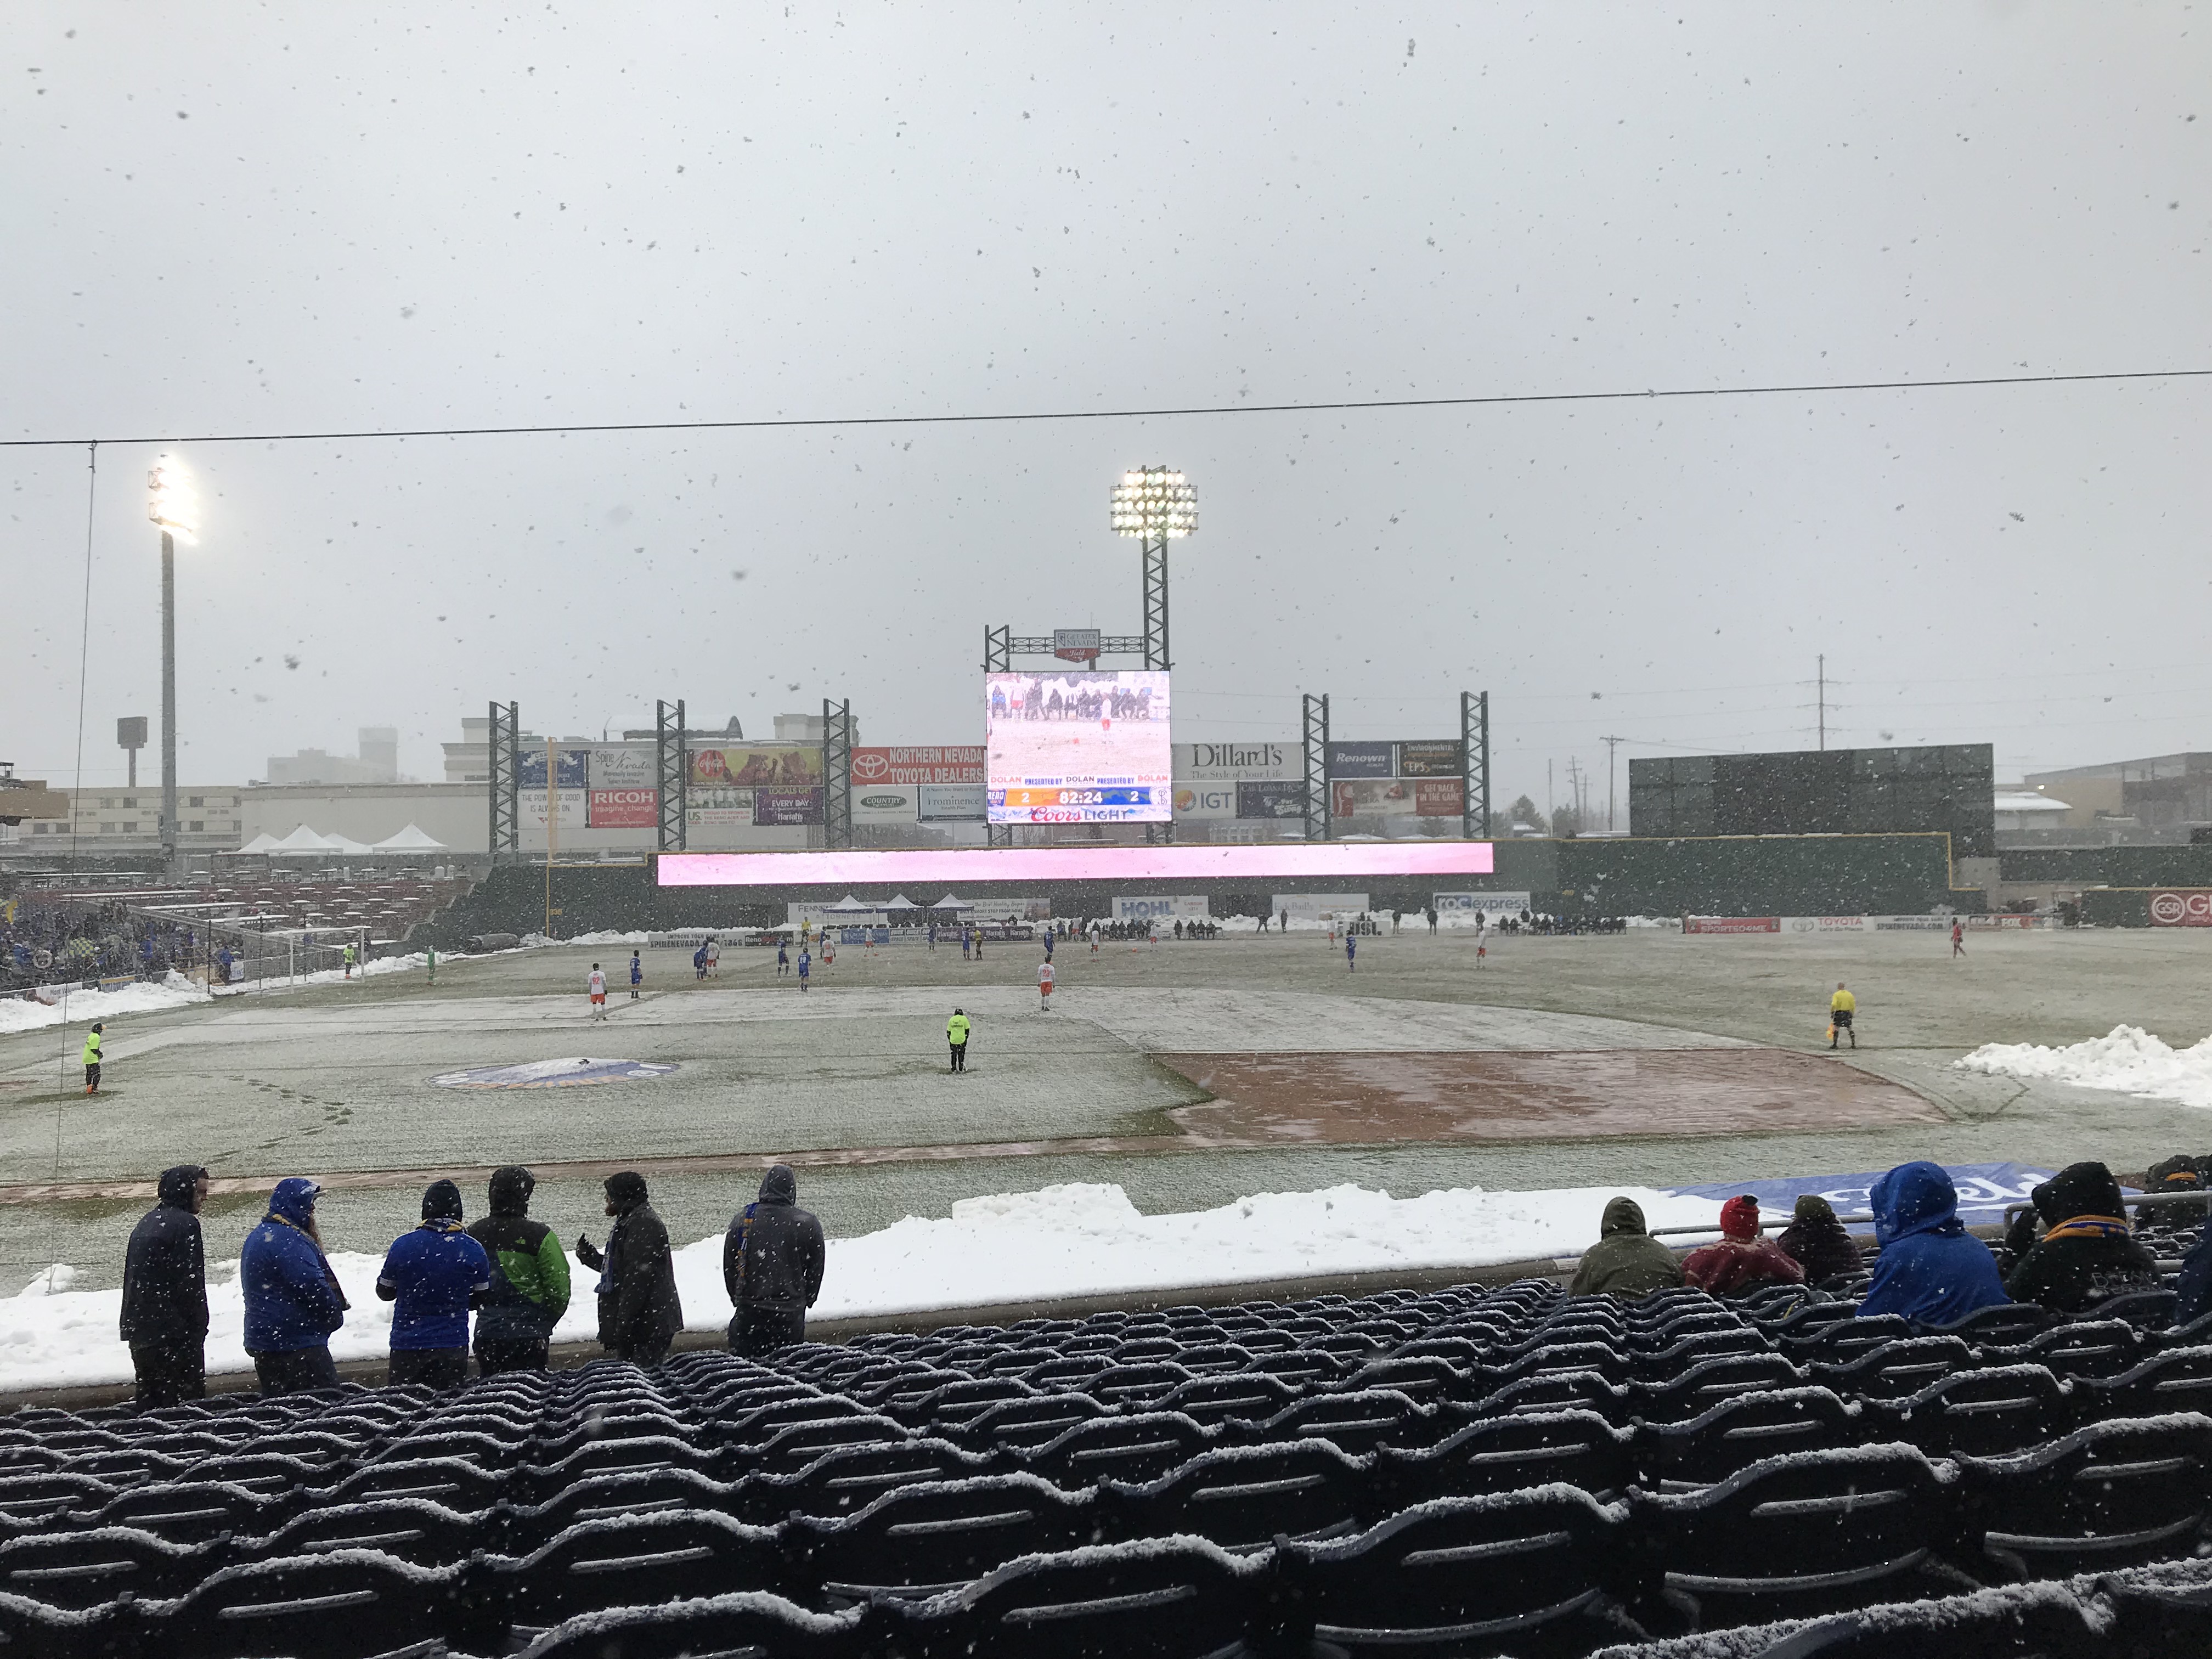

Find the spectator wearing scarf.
[{"left": 2003, "top": 1161, "right": 2159, "bottom": 1314}]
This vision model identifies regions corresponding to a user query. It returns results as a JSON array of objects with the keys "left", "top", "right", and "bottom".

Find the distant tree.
[
  {"left": 1491, "top": 795, "right": 1547, "bottom": 837},
  {"left": 1550, "top": 803, "right": 1582, "bottom": 839}
]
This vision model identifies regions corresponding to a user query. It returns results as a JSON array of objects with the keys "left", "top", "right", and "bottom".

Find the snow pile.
[
  {"left": 0, "top": 972, "right": 212, "bottom": 1035},
  {"left": 0, "top": 1179, "right": 1725, "bottom": 1393},
  {"left": 1958, "top": 1024, "right": 2212, "bottom": 1112},
  {"left": 563, "top": 929, "right": 653, "bottom": 947},
  {"left": 210, "top": 950, "right": 441, "bottom": 998}
]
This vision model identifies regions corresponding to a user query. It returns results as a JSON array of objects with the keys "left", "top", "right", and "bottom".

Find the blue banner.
[{"left": 1662, "top": 1161, "right": 2071, "bottom": 1224}]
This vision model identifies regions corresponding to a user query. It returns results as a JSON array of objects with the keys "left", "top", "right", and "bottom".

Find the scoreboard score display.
[{"left": 985, "top": 670, "right": 1172, "bottom": 824}]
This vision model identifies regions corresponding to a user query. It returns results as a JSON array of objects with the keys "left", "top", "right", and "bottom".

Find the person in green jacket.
[
  {"left": 947, "top": 1007, "right": 971, "bottom": 1073},
  {"left": 464, "top": 1165, "right": 571, "bottom": 1374},
  {"left": 82, "top": 1023, "right": 104, "bottom": 1095},
  {"left": 1568, "top": 1196, "right": 1685, "bottom": 1297},
  {"left": 342, "top": 941, "right": 358, "bottom": 980}
]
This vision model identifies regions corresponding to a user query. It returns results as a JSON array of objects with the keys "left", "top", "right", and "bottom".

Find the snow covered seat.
[
  {"left": 1240, "top": 1348, "right": 1356, "bottom": 1391},
  {"left": 709, "top": 1394, "right": 873, "bottom": 1444},
  {"left": 1017, "top": 1412, "right": 1217, "bottom": 1491},
  {"left": 515, "top": 1434, "right": 733, "bottom": 1504},
  {"left": 1956, "top": 1414, "right": 2212, "bottom": 1581},
  {"left": 949, "top": 1392, "right": 1111, "bottom": 1453},
  {"left": 160, "top": 1548, "right": 467, "bottom": 1659},
  {"left": 323, "top": 1454, "right": 510, "bottom": 1514},
  {"left": 1635, "top": 1388, "right": 1864, "bottom": 1491},
  {"left": 1104, "top": 1440, "right": 1369, "bottom": 1551},
  {"left": 1485, "top": 1342, "right": 1631, "bottom": 1394},
  {"left": 741, "top": 1414, "right": 915, "bottom": 1480},
  {"left": 784, "top": 1472, "right": 1098, "bottom": 1602},
  {"left": 0, "top": 1469, "right": 121, "bottom": 1523},
  {"left": 368, "top": 1426, "right": 521, "bottom": 1471},
  {"left": 891, "top": 1378, "right": 1040, "bottom": 1432},
  {"left": 0, "top": 1521, "right": 223, "bottom": 1610},
  {"left": 881, "top": 1536, "right": 1259, "bottom": 1659},
  {"left": 744, "top": 1437, "right": 1003, "bottom": 1523},
  {"left": 1629, "top": 1353, "right": 1809, "bottom": 1424},
  {"left": 1474, "top": 1368, "right": 1633, "bottom": 1423},
  {"left": 1273, "top": 1488, "right": 1634, "bottom": 1659},
  {"left": 516, "top": 1588, "right": 870, "bottom": 1659},
  {"left": 1328, "top": 1353, "right": 1477, "bottom": 1406},
  {"left": 1634, "top": 1442, "right": 1963, "bottom": 1630},
  {"left": 2075, "top": 1345, "right": 2212, "bottom": 1422},
  {"left": 1918, "top": 1301, "right": 2057, "bottom": 1347},
  {"left": 490, "top": 1509, "right": 786, "bottom": 1630},
  {"left": 1808, "top": 1335, "right": 1976, "bottom": 1401},
  {"left": 1867, "top": 1364, "right": 2075, "bottom": 1459},
  {"left": 1979, "top": 1319, "right": 2143, "bottom": 1381},
  {"left": 1140, "top": 1372, "right": 1297, "bottom": 1430},
  {"left": 1081, "top": 1363, "right": 1196, "bottom": 1412},
  {"left": 2087, "top": 1289, "right": 2179, "bottom": 1331},
  {"left": 1780, "top": 1313, "right": 1916, "bottom": 1361},
  {"left": 500, "top": 1467, "right": 741, "bottom": 1554},
  {"left": 88, "top": 1477, "right": 295, "bottom": 1544},
  {"left": 1375, "top": 1407, "right": 1635, "bottom": 1506},
  {"left": 241, "top": 1494, "right": 482, "bottom": 1569},
  {"left": 1246, "top": 1389, "right": 1442, "bottom": 1460}
]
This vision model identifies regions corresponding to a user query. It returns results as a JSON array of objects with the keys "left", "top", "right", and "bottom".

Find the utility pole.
[
  {"left": 1818, "top": 654, "right": 1826, "bottom": 751},
  {"left": 1600, "top": 736, "right": 1625, "bottom": 833}
]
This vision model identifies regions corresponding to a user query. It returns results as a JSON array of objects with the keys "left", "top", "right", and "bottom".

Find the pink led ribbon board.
[{"left": 657, "top": 843, "right": 1494, "bottom": 888}]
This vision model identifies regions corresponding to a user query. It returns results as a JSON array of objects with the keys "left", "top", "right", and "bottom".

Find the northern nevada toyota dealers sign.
[{"left": 850, "top": 747, "right": 985, "bottom": 786}]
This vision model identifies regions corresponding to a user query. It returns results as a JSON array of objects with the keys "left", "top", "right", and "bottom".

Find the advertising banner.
[
  {"left": 520, "top": 788, "right": 584, "bottom": 830},
  {"left": 1272, "top": 892, "right": 1372, "bottom": 921},
  {"left": 1435, "top": 891, "right": 1534, "bottom": 917},
  {"left": 1324, "top": 741, "right": 1396, "bottom": 780},
  {"left": 1237, "top": 780, "right": 1308, "bottom": 820},
  {"left": 917, "top": 783, "right": 989, "bottom": 822},
  {"left": 1173, "top": 742, "right": 1299, "bottom": 782},
  {"left": 1665, "top": 1161, "right": 2058, "bottom": 1225},
  {"left": 754, "top": 788, "right": 825, "bottom": 827},
  {"left": 850, "top": 746, "right": 986, "bottom": 786},
  {"left": 518, "top": 748, "right": 588, "bottom": 789},
  {"left": 986, "top": 670, "right": 1171, "bottom": 824},
  {"left": 1414, "top": 779, "right": 1465, "bottom": 816},
  {"left": 1113, "top": 895, "right": 1212, "bottom": 921},
  {"left": 587, "top": 746, "right": 655, "bottom": 789},
  {"left": 2151, "top": 890, "right": 2212, "bottom": 927},
  {"left": 1397, "top": 740, "right": 1465, "bottom": 778},
  {"left": 686, "top": 787, "right": 754, "bottom": 827},
  {"left": 1782, "top": 916, "right": 1871, "bottom": 934},
  {"left": 660, "top": 842, "right": 1497, "bottom": 888},
  {"left": 690, "top": 746, "right": 823, "bottom": 789},
  {"left": 1172, "top": 783, "right": 1238, "bottom": 820},
  {"left": 1332, "top": 778, "right": 1465, "bottom": 817},
  {"left": 1686, "top": 916, "right": 1780, "bottom": 933},
  {"left": 588, "top": 788, "right": 657, "bottom": 828},
  {"left": 852, "top": 787, "right": 921, "bottom": 822}
]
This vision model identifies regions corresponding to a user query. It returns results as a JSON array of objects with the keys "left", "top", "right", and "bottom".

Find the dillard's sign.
[{"left": 1173, "top": 742, "right": 1299, "bottom": 781}]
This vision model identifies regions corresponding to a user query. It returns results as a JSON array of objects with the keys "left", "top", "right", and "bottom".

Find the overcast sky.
[{"left": 4, "top": 3, "right": 2206, "bottom": 815}]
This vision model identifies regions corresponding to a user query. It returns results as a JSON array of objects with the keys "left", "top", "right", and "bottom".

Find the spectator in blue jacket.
[
  {"left": 241, "top": 1178, "right": 349, "bottom": 1394},
  {"left": 2176, "top": 1223, "right": 2212, "bottom": 1331},
  {"left": 377, "top": 1179, "right": 492, "bottom": 1390},
  {"left": 1857, "top": 1161, "right": 2008, "bottom": 1325}
]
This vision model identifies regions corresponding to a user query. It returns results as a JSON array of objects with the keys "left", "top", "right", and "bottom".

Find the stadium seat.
[
  {"left": 500, "top": 1466, "right": 743, "bottom": 1554},
  {"left": 0, "top": 1470, "right": 120, "bottom": 1521},
  {"left": 242, "top": 1495, "right": 482, "bottom": 1567},
  {"left": 1378, "top": 1407, "right": 1635, "bottom": 1505},
  {"left": 1250, "top": 1389, "right": 1442, "bottom": 1459},
  {"left": 1635, "top": 1388, "right": 1863, "bottom": 1489},
  {"left": 1922, "top": 1302, "right": 2056, "bottom": 1347},
  {"left": 746, "top": 1436, "right": 1003, "bottom": 1522},
  {"left": 1475, "top": 1368, "right": 1632, "bottom": 1422},
  {"left": 950, "top": 1391, "right": 1110, "bottom": 1450},
  {"left": 1808, "top": 1335, "right": 1975, "bottom": 1400},
  {"left": 1630, "top": 1353, "right": 1809, "bottom": 1423},
  {"left": 0, "top": 1522, "right": 223, "bottom": 1609},
  {"left": 89, "top": 1478, "right": 293, "bottom": 1544},
  {"left": 1869, "top": 1364, "right": 2075, "bottom": 1458},
  {"left": 1985, "top": 1319, "right": 2142, "bottom": 1381},
  {"left": 785, "top": 1472, "right": 1097, "bottom": 1601},
  {"left": 2075, "top": 1344, "right": 2212, "bottom": 1420},
  {"left": 1958, "top": 1415, "right": 2212, "bottom": 1579},
  {"left": 162, "top": 1549, "right": 467, "bottom": 1658},
  {"left": 493, "top": 1509, "right": 786, "bottom": 1629},
  {"left": 746, "top": 1413, "right": 915, "bottom": 1477},
  {"left": 1082, "top": 1363, "right": 1195, "bottom": 1410},
  {"left": 1108, "top": 1440, "right": 1368, "bottom": 1549},
  {"left": 1781, "top": 1313, "right": 1916, "bottom": 1360},
  {"left": 1273, "top": 1488, "right": 1639, "bottom": 1657},
  {"left": 516, "top": 1588, "right": 873, "bottom": 1659},
  {"left": 1019, "top": 1412, "right": 1218, "bottom": 1490},
  {"left": 324, "top": 1453, "right": 510, "bottom": 1512},
  {"left": 1634, "top": 1442, "right": 1964, "bottom": 1629},
  {"left": 2089, "top": 1288, "right": 2179, "bottom": 1330}
]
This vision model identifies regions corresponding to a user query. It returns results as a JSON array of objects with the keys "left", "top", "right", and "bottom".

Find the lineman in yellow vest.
[
  {"left": 83, "top": 1023, "right": 105, "bottom": 1094},
  {"left": 1829, "top": 983, "right": 1857, "bottom": 1051},
  {"left": 947, "top": 1007, "right": 971, "bottom": 1074}
]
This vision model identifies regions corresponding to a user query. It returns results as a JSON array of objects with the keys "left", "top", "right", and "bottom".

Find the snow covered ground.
[
  {"left": 0, "top": 972, "right": 211, "bottom": 1035},
  {"left": 0, "top": 1178, "right": 1726, "bottom": 1393},
  {"left": 1959, "top": 1025, "right": 2212, "bottom": 1113}
]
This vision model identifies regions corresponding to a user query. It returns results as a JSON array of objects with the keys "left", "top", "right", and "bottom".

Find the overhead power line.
[{"left": 3, "top": 366, "right": 2205, "bottom": 450}]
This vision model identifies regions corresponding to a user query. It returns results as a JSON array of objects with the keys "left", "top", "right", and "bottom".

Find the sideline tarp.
[{"left": 1663, "top": 1161, "right": 2071, "bottom": 1224}]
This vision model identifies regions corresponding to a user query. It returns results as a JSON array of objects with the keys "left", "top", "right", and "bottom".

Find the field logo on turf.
[{"left": 429, "top": 1058, "right": 680, "bottom": 1090}]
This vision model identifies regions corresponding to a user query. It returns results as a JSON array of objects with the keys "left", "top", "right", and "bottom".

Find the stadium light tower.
[
  {"left": 1110, "top": 467, "right": 1197, "bottom": 672},
  {"left": 146, "top": 455, "right": 198, "bottom": 877}
]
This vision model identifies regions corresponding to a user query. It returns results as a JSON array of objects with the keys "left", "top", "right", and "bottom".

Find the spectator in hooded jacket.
[
  {"left": 2003, "top": 1161, "right": 2159, "bottom": 1313},
  {"left": 1776, "top": 1194, "right": 1865, "bottom": 1284},
  {"left": 1857, "top": 1161, "right": 2008, "bottom": 1325},
  {"left": 376, "top": 1179, "right": 492, "bottom": 1390},
  {"left": 466, "top": 1165, "right": 572, "bottom": 1374},
  {"left": 1568, "top": 1197, "right": 1685, "bottom": 1298},
  {"left": 119, "top": 1165, "right": 210, "bottom": 1407},
  {"left": 724, "top": 1164, "right": 827, "bottom": 1354},
  {"left": 241, "top": 1178, "right": 350, "bottom": 1395},
  {"left": 574, "top": 1171, "right": 682, "bottom": 1364},
  {"left": 1682, "top": 1197, "right": 1805, "bottom": 1295},
  {"left": 2140, "top": 1154, "right": 2209, "bottom": 1231},
  {"left": 2176, "top": 1222, "right": 2212, "bottom": 1330}
]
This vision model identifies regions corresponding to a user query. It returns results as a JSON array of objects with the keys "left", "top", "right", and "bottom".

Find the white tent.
[
  {"left": 321, "top": 833, "right": 376, "bottom": 856},
  {"left": 232, "top": 832, "right": 285, "bottom": 856},
  {"left": 371, "top": 822, "right": 448, "bottom": 851},
  {"left": 823, "top": 894, "right": 877, "bottom": 913},
  {"left": 882, "top": 894, "right": 921, "bottom": 911},
  {"left": 928, "top": 893, "right": 975, "bottom": 911},
  {"left": 269, "top": 825, "right": 342, "bottom": 855}
]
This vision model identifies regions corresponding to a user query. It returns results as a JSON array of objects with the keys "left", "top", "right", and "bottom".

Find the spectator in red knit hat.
[{"left": 1683, "top": 1195, "right": 1806, "bottom": 1295}]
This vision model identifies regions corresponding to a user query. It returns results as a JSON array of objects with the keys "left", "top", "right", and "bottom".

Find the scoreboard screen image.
[{"left": 985, "top": 671, "right": 1171, "bottom": 824}]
